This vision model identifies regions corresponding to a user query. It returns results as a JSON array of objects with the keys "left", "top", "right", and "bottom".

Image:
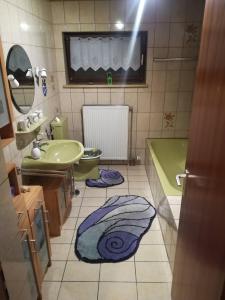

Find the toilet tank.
[{"left": 51, "top": 116, "right": 69, "bottom": 139}]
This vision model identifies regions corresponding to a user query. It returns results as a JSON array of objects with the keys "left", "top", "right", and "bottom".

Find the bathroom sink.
[{"left": 22, "top": 140, "right": 84, "bottom": 170}]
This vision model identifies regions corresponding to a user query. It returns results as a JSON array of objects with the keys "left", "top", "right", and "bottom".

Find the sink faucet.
[{"left": 36, "top": 132, "right": 49, "bottom": 148}]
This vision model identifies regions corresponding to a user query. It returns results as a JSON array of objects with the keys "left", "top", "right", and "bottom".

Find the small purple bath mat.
[
  {"left": 86, "top": 169, "right": 124, "bottom": 188},
  {"left": 75, "top": 195, "right": 156, "bottom": 263}
]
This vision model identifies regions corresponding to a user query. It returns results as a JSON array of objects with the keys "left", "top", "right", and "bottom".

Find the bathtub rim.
[{"left": 146, "top": 138, "right": 186, "bottom": 196}]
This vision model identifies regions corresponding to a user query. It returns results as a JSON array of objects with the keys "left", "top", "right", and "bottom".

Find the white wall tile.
[
  {"left": 79, "top": 1, "right": 94, "bottom": 23},
  {"left": 110, "top": 0, "right": 125, "bottom": 23},
  {"left": 155, "top": 23, "right": 170, "bottom": 47},
  {"left": 95, "top": 1, "right": 109, "bottom": 23},
  {"left": 71, "top": 92, "right": 84, "bottom": 112},
  {"left": 64, "top": 1, "right": 79, "bottom": 24},
  {"left": 51, "top": 1, "right": 65, "bottom": 24}
]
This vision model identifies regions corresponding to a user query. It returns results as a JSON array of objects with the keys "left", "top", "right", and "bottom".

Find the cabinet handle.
[
  {"left": 17, "top": 211, "right": 24, "bottom": 219},
  {"left": 30, "top": 239, "right": 38, "bottom": 252}
]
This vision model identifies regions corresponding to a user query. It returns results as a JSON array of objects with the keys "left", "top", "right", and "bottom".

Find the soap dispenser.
[{"left": 31, "top": 141, "right": 41, "bottom": 160}]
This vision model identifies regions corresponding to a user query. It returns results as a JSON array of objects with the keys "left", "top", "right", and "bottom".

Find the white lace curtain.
[{"left": 70, "top": 36, "right": 141, "bottom": 71}]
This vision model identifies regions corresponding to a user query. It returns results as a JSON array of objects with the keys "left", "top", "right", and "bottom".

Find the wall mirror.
[{"left": 6, "top": 45, "right": 35, "bottom": 114}]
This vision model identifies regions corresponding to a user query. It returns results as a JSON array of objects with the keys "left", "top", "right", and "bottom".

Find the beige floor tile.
[
  {"left": 100, "top": 262, "right": 136, "bottom": 282},
  {"left": 128, "top": 189, "right": 152, "bottom": 198},
  {"left": 136, "top": 262, "right": 172, "bottom": 282},
  {"left": 74, "top": 181, "right": 86, "bottom": 189},
  {"left": 128, "top": 175, "right": 148, "bottom": 182},
  {"left": 170, "top": 204, "right": 181, "bottom": 220},
  {"left": 137, "top": 283, "right": 171, "bottom": 300},
  {"left": 70, "top": 206, "right": 80, "bottom": 217},
  {"left": 42, "top": 281, "right": 61, "bottom": 300},
  {"left": 128, "top": 165, "right": 145, "bottom": 170},
  {"left": 107, "top": 181, "right": 129, "bottom": 189},
  {"left": 98, "top": 282, "right": 137, "bottom": 300},
  {"left": 99, "top": 165, "right": 109, "bottom": 169},
  {"left": 150, "top": 218, "right": 161, "bottom": 230},
  {"left": 109, "top": 165, "right": 128, "bottom": 172},
  {"left": 58, "top": 282, "right": 98, "bottom": 300},
  {"left": 107, "top": 188, "right": 129, "bottom": 198},
  {"left": 51, "top": 230, "right": 74, "bottom": 244},
  {"left": 71, "top": 197, "right": 82, "bottom": 207},
  {"left": 84, "top": 188, "right": 107, "bottom": 197},
  {"left": 128, "top": 182, "right": 150, "bottom": 189},
  {"left": 62, "top": 218, "right": 77, "bottom": 230},
  {"left": 63, "top": 261, "right": 100, "bottom": 281},
  {"left": 67, "top": 245, "right": 79, "bottom": 261},
  {"left": 167, "top": 196, "right": 182, "bottom": 205},
  {"left": 79, "top": 206, "right": 97, "bottom": 218},
  {"left": 51, "top": 244, "right": 70, "bottom": 261},
  {"left": 128, "top": 189, "right": 153, "bottom": 204},
  {"left": 141, "top": 230, "right": 164, "bottom": 244},
  {"left": 128, "top": 169, "right": 147, "bottom": 176},
  {"left": 82, "top": 197, "right": 106, "bottom": 207},
  {"left": 44, "top": 261, "right": 66, "bottom": 281},
  {"left": 135, "top": 245, "right": 168, "bottom": 262},
  {"left": 110, "top": 165, "right": 128, "bottom": 170}
]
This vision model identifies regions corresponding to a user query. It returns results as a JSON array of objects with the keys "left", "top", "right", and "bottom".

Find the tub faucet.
[{"left": 176, "top": 170, "right": 189, "bottom": 186}]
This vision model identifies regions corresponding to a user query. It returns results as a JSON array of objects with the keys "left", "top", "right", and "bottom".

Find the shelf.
[
  {"left": 63, "top": 83, "right": 148, "bottom": 89},
  {"left": 15, "top": 117, "right": 48, "bottom": 136},
  {"left": 153, "top": 57, "right": 197, "bottom": 62}
]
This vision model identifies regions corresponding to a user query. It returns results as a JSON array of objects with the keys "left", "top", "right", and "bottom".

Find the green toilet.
[{"left": 50, "top": 117, "right": 102, "bottom": 181}]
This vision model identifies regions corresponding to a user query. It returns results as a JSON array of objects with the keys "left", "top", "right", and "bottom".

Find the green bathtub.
[{"left": 147, "top": 138, "right": 188, "bottom": 196}]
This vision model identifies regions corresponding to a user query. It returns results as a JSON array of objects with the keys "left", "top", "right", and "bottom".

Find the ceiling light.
[{"left": 115, "top": 21, "right": 124, "bottom": 30}]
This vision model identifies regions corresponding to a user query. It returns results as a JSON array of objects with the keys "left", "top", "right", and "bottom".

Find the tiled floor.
[{"left": 42, "top": 165, "right": 172, "bottom": 300}]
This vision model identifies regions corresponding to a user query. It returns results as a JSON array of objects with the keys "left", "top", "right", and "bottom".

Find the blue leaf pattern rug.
[
  {"left": 86, "top": 169, "right": 124, "bottom": 188},
  {"left": 75, "top": 195, "right": 156, "bottom": 263}
]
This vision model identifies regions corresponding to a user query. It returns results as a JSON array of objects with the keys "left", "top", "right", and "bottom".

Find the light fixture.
[
  {"left": 26, "top": 68, "right": 33, "bottom": 78},
  {"left": 20, "top": 22, "right": 29, "bottom": 32},
  {"left": 115, "top": 21, "right": 124, "bottom": 30},
  {"left": 39, "top": 68, "right": 47, "bottom": 79},
  {"left": 7, "top": 74, "right": 19, "bottom": 88}
]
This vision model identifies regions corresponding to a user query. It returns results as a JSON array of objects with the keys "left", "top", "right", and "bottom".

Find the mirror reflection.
[{"left": 6, "top": 45, "right": 35, "bottom": 114}]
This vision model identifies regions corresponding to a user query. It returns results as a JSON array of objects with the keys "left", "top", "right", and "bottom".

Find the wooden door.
[{"left": 172, "top": 0, "right": 225, "bottom": 299}]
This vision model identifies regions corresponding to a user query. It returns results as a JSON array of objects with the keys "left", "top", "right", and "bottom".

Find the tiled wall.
[
  {"left": 0, "top": 0, "right": 60, "bottom": 166},
  {"left": 51, "top": 0, "right": 205, "bottom": 164}
]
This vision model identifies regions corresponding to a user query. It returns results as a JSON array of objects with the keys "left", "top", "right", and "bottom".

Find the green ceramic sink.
[{"left": 22, "top": 140, "right": 84, "bottom": 170}]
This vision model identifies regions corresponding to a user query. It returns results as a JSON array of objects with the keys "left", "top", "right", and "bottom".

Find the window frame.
[{"left": 63, "top": 31, "right": 148, "bottom": 85}]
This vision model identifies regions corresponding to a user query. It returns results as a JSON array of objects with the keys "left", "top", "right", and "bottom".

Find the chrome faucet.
[{"left": 36, "top": 132, "right": 49, "bottom": 149}]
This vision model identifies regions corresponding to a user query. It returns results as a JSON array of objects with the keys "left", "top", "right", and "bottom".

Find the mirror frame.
[{"left": 6, "top": 45, "right": 35, "bottom": 114}]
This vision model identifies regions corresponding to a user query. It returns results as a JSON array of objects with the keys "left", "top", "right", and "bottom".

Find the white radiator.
[{"left": 82, "top": 105, "right": 129, "bottom": 160}]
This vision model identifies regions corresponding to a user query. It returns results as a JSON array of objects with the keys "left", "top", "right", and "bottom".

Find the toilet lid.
[{"left": 81, "top": 148, "right": 102, "bottom": 160}]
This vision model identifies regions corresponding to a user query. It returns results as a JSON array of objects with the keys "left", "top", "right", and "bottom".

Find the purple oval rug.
[
  {"left": 75, "top": 195, "right": 156, "bottom": 263},
  {"left": 86, "top": 169, "right": 124, "bottom": 188}
]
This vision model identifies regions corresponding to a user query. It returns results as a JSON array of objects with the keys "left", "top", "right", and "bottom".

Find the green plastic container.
[
  {"left": 74, "top": 148, "right": 102, "bottom": 181},
  {"left": 51, "top": 116, "right": 69, "bottom": 140}
]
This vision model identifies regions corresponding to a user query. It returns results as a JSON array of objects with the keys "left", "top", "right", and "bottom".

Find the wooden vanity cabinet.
[
  {"left": 25, "top": 176, "right": 73, "bottom": 237},
  {"left": 14, "top": 186, "right": 51, "bottom": 299},
  {"left": 24, "top": 187, "right": 51, "bottom": 285}
]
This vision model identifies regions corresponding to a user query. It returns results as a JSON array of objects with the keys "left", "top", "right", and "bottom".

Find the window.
[{"left": 63, "top": 31, "right": 147, "bottom": 85}]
